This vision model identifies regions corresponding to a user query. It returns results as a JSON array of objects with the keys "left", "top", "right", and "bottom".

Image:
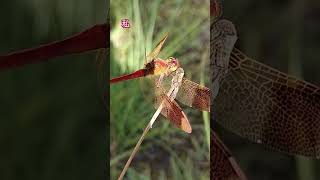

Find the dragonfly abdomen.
[{"left": 110, "top": 69, "right": 147, "bottom": 84}]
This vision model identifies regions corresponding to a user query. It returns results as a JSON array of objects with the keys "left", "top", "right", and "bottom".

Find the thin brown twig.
[
  {"left": 117, "top": 70, "right": 182, "bottom": 179},
  {"left": 117, "top": 123, "right": 151, "bottom": 180},
  {"left": 117, "top": 103, "right": 164, "bottom": 180}
]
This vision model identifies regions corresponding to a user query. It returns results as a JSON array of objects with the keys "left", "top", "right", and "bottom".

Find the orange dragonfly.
[{"left": 110, "top": 33, "right": 211, "bottom": 133}]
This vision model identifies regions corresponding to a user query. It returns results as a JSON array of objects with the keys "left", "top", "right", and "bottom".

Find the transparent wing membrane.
[
  {"left": 146, "top": 33, "right": 168, "bottom": 62},
  {"left": 213, "top": 48, "right": 320, "bottom": 158},
  {"left": 176, "top": 78, "right": 211, "bottom": 112},
  {"left": 154, "top": 93, "right": 192, "bottom": 133},
  {"left": 152, "top": 68, "right": 192, "bottom": 133},
  {"left": 153, "top": 75, "right": 211, "bottom": 112}
]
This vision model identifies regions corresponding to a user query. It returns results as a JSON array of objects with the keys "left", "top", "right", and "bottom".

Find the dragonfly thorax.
[{"left": 150, "top": 57, "right": 180, "bottom": 76}]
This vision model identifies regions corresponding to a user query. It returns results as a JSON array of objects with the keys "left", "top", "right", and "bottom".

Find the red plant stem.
[
  {"left": 0, "top": 23, "right": 109, "bottom": 71},
  {"left": 211, "top": 0, "right": 222, "bottom": 18}
]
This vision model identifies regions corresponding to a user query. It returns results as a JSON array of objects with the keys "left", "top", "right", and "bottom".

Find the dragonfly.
[
  {"left": 211, "top": 1, "right": 320, "bottom": 179},
  {"left": 110, "top": 33, "right": 211, "bottom": 133}
]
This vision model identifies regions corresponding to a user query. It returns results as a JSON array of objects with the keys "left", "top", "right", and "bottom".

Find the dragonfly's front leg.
[
  {"left": 169, "top": 68, "right": 184, "bottom": 100},
  {"left": 156, "top": 74, "right": 164, "bottom": 88}
]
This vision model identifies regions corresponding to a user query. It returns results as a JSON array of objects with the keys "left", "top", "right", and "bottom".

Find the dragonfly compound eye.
[
  {"left": 169, "top": 57, "right": 176, "bottom": 64},
  {"left": 173, "top": 58, "right": 180, "bottom": 67}
]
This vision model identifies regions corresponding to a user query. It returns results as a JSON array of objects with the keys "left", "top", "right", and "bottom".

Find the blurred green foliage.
[
  {"left": 110, "top": 0, "right": 210, "bottom": 179},
  {"left": 0, "top": 0, "right": 107, "bottom": 179}
]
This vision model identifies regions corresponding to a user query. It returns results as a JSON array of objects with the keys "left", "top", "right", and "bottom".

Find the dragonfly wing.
[
  {"left": 213, "top": 48, "right": 320, "bottom": 158},
  {"left": 154, "top": 86, "right": 192, "bottom": 133},
  {"left": 153, "top": 75, "right": 211, "bottom": 112},
  {"left": 211, "top": 130, "right": 247, "bottom": 180},
  {"left": 176, "top": 78, "right": 211, "bottom": 112},
  {"left": 146, "top": 33, "right": 168, "bottom": 62}
]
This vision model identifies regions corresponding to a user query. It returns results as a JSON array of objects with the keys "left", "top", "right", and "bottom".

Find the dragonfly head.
[{"left": 167, "top": 57, "right": 180, "bottom": 72}]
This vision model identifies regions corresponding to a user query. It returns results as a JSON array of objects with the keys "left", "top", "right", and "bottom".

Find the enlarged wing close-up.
[{"left": 213, "top": 47, "right": 320, "bottom": 158}]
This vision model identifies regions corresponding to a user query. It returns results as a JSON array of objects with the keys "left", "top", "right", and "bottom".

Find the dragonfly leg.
[
  {"left": 156, "top": 74, "right": 164, "bottom": 88},
  {"left": 169, "top": 68, "right": 184, "bottom": 100}
]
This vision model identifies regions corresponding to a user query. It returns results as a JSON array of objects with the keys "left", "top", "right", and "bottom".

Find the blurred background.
[
  {"left": 110, "top": 0, "right": 210, "bottom": 179},
  {"left": 214, "top": 1, "right": 320, "bottom": 180},
  {"left": 0, "top": 0, "right": 107, "bottom": 179}
]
